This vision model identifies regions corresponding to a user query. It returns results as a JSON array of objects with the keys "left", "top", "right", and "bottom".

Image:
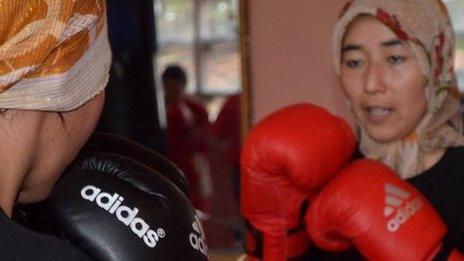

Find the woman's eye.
[
  {"left": 388, "top": 55, "right": 405, "bottom": 64},
  {"left": 345, "top": 59, "right": 364, "bottom": 68}
]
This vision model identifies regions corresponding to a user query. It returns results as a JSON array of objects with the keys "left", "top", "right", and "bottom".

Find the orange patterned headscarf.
[
  {"left": 0, "top": 0, "right": 111, "bottom": 111},
  {"left": 334, "top": 0, "right": 464, "bottom": 179}
]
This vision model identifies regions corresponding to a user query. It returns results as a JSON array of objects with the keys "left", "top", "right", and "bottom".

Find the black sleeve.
[
  {"left": 0, "top": 209, "right": 92, "bottom": 261},
  {"left": 302, "top": 246, "right": 364, "bottom": 260},
  {"left": 432, "top": 235, "right": 456, "bottom": 261},
  {"left": 407, "top": 147, "right": 464, "bottom": 254}
]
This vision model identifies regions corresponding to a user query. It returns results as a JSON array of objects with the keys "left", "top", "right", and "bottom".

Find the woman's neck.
[
  {"left": 422, "top": 148, "right": 446, "bottom": 173},
  {"left": 0, "top": 177, "right": 23, "bottom": 217},
  {"left": 0, "top": 159, "right": 29, "bottom": 217}
]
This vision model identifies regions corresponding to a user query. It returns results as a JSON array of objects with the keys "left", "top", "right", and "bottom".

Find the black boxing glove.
[
  {"left": 82, "top": 131, "right": 189, "bottom": 196},
  {"left": 48, "top": 151, "right": 208, "bottom": 261}
]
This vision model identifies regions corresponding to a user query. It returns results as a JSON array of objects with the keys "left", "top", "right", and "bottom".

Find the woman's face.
[{"left": 341, "top": 15, "right": 427, "bottom": 143}]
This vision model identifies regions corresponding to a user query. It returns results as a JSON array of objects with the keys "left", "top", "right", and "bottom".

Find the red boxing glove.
[
  {"left": 306, "top": 159, "right": 463, "bottom": 261},
  {"left": 241, "top": 103, "right": 355, "bottom": 260}
]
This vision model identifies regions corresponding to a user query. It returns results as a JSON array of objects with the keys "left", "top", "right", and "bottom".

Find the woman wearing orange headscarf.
[{"left": 0, "top": 1, "right": 110, "bottom": 259}]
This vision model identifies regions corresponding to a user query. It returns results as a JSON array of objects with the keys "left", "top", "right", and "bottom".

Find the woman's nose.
[{"left": 364, "top": 64, "right": 386, "bottom": 94}]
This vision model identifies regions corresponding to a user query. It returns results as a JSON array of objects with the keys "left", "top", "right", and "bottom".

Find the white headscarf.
[{"left": 334, "top": 0, "right": 464, "bottom": 178}]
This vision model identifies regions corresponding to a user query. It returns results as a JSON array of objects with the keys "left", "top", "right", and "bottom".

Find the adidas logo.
[
  {"left": 81, "top": 185, "right": 166, "bottom": 248},
  {"left": 384, "top": 183, "right": 423, "bottom": 233},
  {"left": 189, "top": 212, "right": 208, "bottom": 256}
]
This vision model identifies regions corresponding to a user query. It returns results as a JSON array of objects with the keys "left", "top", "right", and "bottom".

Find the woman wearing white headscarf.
[{"left": 307, "top": 0, "right": 464, "bottom": 259}]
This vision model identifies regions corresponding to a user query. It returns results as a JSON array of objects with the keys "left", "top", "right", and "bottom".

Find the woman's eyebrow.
[
  {"left": 381, "top": 39, "right": 403, "bottom": 47},
  {"left": 342, "top": 39, "right": 403, "bottom": 53},
  {"left": 342, "top": 44, "right": 361, "bottom": 53}
]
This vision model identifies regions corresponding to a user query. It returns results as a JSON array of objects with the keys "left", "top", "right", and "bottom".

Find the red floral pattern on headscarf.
[
  {"left": 376, "top": 9, "right": 409, "bottom": 41},
  {"left": 339, "top": 1, "right": 354, "bottom": 18},
  {"left": 333, "top": 0, "right": 464, "bottom": 179},
  {"left": 434, "top": 32, "right": 445, "bottom": 79}
]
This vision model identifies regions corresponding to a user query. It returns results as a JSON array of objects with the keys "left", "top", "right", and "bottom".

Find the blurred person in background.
[{"left": 162, "top": 65, "right": 213, "bottom": 211}]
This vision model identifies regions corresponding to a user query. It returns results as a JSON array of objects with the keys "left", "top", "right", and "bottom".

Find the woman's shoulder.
[
  {"left": 412, "top": 146, "right": 464, "bottom": 253},
  {"left": 409, "top": 146, "right": 464, "bottom": 183},
  {"left": 435, "top": 146, "right": 464, "bottom": 171},
  {"left": 0, "top": 208, "right": 91, "bottom": 261},
  {"left": 444, "top": 146, "right": 464, "bottom": 157}
]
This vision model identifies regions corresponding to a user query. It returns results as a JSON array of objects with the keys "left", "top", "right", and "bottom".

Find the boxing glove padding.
[
  {"left": 242, "top": 104, "right": 355, "bottom": 194},
  {"left": 306, "top": 159, "right": 449, "bottom": 261},
  {"left": 241, "top": 103, "right": 355, "bottom": 260},
  {"left": 49, "top": 152, "right": 208, "bottom": 261},
  {"left": 82, "top": 131, "right": 189, "bottom": 196}
]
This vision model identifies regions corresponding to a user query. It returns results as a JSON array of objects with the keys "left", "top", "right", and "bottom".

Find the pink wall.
[{"left": 248, "top": 0, "right": 354, "bottom": 127}]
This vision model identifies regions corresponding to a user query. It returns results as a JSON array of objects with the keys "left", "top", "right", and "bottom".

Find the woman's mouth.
[{"left": 364, "top": 106, "right": 393, "bottom": 123}]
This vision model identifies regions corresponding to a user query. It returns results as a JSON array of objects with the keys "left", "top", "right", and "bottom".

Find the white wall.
[{"left": 248, "top": 0, "right": 354, "bottom": 127}]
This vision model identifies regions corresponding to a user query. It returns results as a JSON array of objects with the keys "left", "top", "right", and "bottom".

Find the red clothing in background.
[
  {"left": 166, "top": 97, "right": 211, "bottom": 210},
  {"left": 213, "top": 94, "right": 241, "bottom": 166}
]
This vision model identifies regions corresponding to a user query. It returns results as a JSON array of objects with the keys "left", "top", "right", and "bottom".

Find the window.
[
  {"left": 445, "top": 0, "right": 464, "bottom": 91},
  {"left": 155, "top": 0, "right": 241, "bottom": 95},
  {"left": 155, "top": 0, "right": 196, "bottom": 93}
]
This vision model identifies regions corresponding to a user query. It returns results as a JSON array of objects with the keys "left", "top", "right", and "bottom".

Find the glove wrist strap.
[{"left": 244, "top": 200, "right": 310, "bottom": 260}]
